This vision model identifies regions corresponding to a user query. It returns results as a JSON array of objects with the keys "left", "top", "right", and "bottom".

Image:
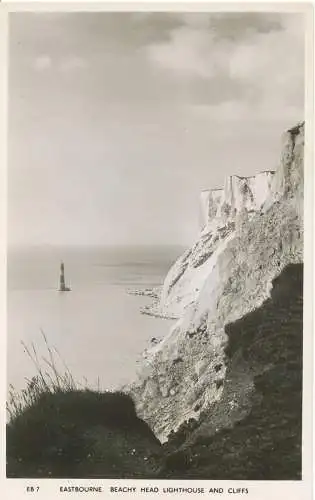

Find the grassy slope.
[{"left": 7, "top": 390, "right": 162, "bottom": 478}]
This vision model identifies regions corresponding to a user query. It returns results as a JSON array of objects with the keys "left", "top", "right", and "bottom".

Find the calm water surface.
[{"left": 7, "top": 245, "right": 182, "bottom": 391}]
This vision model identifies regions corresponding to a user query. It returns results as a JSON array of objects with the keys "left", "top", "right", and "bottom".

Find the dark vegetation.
[
  {"left": 7, "top": 264, "right": 303, "bottom": 479},
  {"left": 6, "top": 333, "right": 162, "bottom": 478},
  {"left": 7, "top": 389, "right": 162, "bottom": 478}
]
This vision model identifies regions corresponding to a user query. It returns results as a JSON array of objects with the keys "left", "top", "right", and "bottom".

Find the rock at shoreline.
[{"left": 126, "top": 287, "right": 161, "bottom": 299}]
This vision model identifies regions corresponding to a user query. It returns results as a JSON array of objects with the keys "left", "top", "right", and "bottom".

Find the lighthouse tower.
[
  {"left": 59, "top": 261, "right": 71, "bottom": 292},
  {"left": 59, "top": 262, "right": 66, "bottom": 291}
]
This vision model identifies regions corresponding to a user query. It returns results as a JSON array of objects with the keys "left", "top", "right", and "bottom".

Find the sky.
[{"left": 8, "top": 11, "right": 305, "bottom": 247}]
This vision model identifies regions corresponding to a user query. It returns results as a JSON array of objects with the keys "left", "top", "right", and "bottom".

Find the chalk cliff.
[
  {"left": 159, "top": 169, "right": 276, "bottom": 319},
  {"left": 129, "top": 122, "right": 304, "bottom": 443}
]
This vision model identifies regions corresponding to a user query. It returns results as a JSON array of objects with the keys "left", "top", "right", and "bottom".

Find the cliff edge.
[{"left": 129, "top": 122, "right": 304, "bottom": 443}]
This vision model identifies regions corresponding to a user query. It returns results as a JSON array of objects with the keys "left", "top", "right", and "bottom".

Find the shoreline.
[
  {"left": 126, "top": 286, "right": 161, "bottom": 300},
  {"left": 139, "top": 306, "right": 179, "bottom": 320},
  {"left": 126, "top": 286, "right": 178, "bottom": 320}
]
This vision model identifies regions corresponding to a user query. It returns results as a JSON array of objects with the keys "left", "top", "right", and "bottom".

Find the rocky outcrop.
[{"left": 129, "top": 122, "right": 304, "bottom": 443}]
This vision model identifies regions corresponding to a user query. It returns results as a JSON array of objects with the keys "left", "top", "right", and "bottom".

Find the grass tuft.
[{"left": 7, "top": 330, "right": 78, "bottom": 422}]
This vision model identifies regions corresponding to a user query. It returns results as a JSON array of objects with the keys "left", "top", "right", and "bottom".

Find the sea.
[{"left": 7, "top": 245, "right": 182, "bottom": 393}]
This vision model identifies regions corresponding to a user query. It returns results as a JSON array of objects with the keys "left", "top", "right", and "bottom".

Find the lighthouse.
[{"left": 59, "top": 262, "right": 71, "bottom": 292}]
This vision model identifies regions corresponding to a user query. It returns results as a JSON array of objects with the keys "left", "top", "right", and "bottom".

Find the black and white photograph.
[{"left": 2, "top": 3, "right": 313, "bottom": 494}]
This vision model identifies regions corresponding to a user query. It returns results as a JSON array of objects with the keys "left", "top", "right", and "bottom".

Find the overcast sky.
[{"left": 8, "top": 11, "right": 305, "bottom": 247}]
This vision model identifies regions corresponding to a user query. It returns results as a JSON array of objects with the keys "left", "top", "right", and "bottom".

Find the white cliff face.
[
  {"left": 201, "top": 170, "right": 275, "bottom": 229},
  {"left": 266, "top": 122, "right": 304, "bottom": 214},
  {"left": 199, "top": 189, "right": 222, "bottom": 230},
  {"left": 158, "top": 169, "right": 275, "bottom": 319},
  {"left": 129, "top": 122, "right": 304, "bottom": 442}
]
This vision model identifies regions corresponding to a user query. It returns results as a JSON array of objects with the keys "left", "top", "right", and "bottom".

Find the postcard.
[{"left": 0, "top": 2, "right": 313, "bottom": 499}]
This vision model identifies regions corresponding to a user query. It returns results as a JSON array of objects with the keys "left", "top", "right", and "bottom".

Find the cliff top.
[{"left": 201, "top": 169, "right": 276, "bottom": 195}]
